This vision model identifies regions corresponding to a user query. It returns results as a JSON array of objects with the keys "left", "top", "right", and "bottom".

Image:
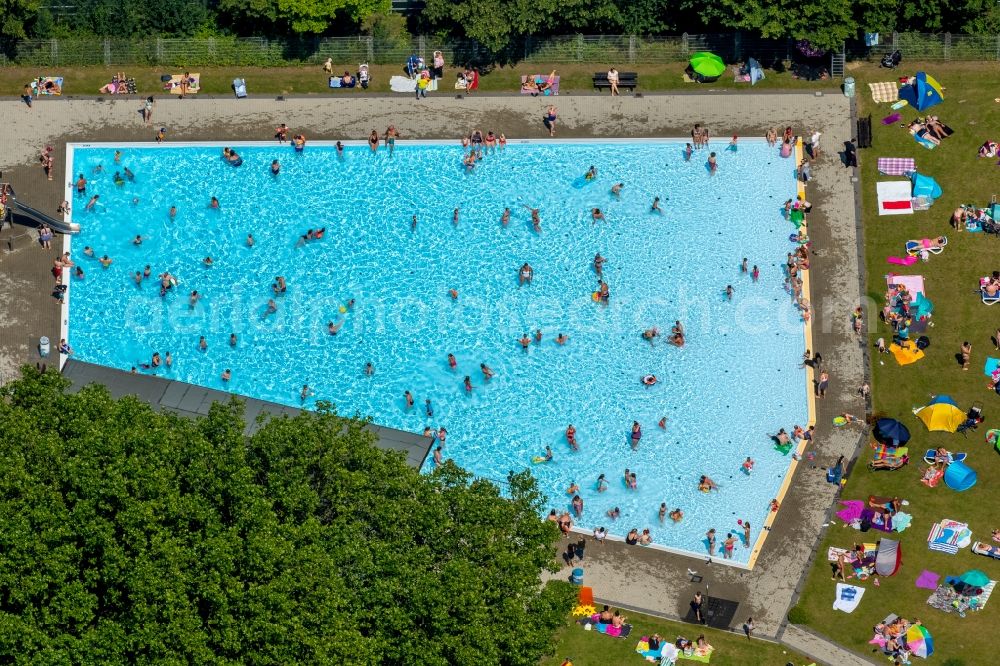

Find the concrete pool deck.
[{"left": 1, "top": 92, "right": 868, "bottom": 663}]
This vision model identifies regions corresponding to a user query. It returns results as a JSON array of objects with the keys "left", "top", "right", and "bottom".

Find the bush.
[{"left": 786, "top": 605, "right": 811, "bottom": 625}]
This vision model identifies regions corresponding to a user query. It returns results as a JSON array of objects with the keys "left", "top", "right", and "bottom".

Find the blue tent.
[
  {"left": 944, "top": 460, "right": 977, "bottom": 491},
  {"left": 899, "top": 72, "right": 944, "bottom": 111},
  {"left": 911, "top": 173, "right": 943, "bottom": 200},
  {"left": 748, "top": 58, "right": 765, "bottom": 85},
  {"left": 929, "top": 394, "right": 957, "bottom": 407}
]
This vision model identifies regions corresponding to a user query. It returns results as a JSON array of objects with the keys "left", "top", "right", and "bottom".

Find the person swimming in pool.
[
  {"left": 594, "top": 253, "right": 606, "bottom": 277},
  {"left": 611, "top": 183, "right": 623, "bottom": 198},
  {"left": 501, "top": 207, "right": 510, "bottom": 226},
  {"left": 480, "top": 363, "right": 494, "bottom": 380},
  {"left": 592, "top": 208, "right": 605, "bottom": 222},
  {"left": 651, "top": 197, "right": 662, "bottom": 213},
  {"left": 555, "top": 333, "right": 568, "bottom": 344},
  {"left": 585, "top": 165, "right": 597, "bottom": 180},
  {"left": 642, "top": 327, "right": 659, "bottom": 345},
  {"left": 328, "top": 320, "right": 343, "bottom": 335},
  {"left": 247, "top": 233, "right": 254, "bottom": 247},
  {"left": 425, "top": 398, "right": 433, "bottom": 417},
  {"left": 209, "top": 197, "right": 219, "bottom": 209},
  {"left": 85, "top": 195, "right": 100, "bottom": 211},
  {"left": 519, "top": 263, "right": 533, "bottom": 285},
  {"left": 271, "top": 160, "right": 280, "bottom": 175}
]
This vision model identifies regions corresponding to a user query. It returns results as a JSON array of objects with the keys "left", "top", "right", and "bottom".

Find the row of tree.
[
  {"left": 0, "top": 367, "right": 574, "bottom": 663},
  {"left": 4, "top": 0, "right": 1000, "bottom": 53}
]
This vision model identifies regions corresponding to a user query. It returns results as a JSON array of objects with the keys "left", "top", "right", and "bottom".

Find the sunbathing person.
[
  {"left": 521, "top": 77, "right": 539, "bottom": 93},
  {"left": 909, "top": 121, "right": 941, "bottom": 146},
  {"left": 925, "top": 116, "right": 952, "bottom": 139},
  {"left": 979, "top": 140, "right": 999, "bottom": 158}
]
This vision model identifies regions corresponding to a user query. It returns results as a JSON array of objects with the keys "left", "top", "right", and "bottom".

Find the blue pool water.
[{"left": 67, "top": 140, "right": 807, "bottom": 563}]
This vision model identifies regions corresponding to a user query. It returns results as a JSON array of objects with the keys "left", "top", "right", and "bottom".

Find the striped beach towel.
[
  {"left": 869, "top": 81, "right": 899, "bottom": 103},
  {"left": 927, "top": 520, "right": 968, "bottom": 554},
  {"left": 878, "top": 157, "right": 916, "bottom": 176}
]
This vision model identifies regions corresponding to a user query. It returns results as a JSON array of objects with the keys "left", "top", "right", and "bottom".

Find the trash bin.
[
  {"left": 844, "top": 76, "right": 856, "bottom": 98},
  {"left": 570, "top": 568, "right": 584, "bottom": 585}
]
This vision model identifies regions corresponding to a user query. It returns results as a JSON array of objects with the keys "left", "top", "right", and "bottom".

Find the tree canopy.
[{"left": 0, "top": 367, "right": 573, "bottom": 664}]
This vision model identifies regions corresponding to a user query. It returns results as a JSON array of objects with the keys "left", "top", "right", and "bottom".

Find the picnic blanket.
[
  {"left": 878, "top": 157, "right": 916, "bottom": 176},
  {"left": 877, "top": 180, "right": 913, "bottom": 215},
  {"left": 164, "top": 73, "right": 200, "bottom": 94},
  {"left": 870, "top": 81, "right": 900, "bottom": 103},
  {"left": 635, "top": 638, "right": 679, "bottom": 662},
  {"left": 389, "top": 75, "right": 439, "bottom": 93},
  {"left": 578, "top": 614, "right": 632, "bottom": 638},
  {"left": 927, "top": 519, "right": 970, "bottom": 555},
  {"left": 886, "top": 274, "right": 925, "bottom": 302},
  {"left": 520, "top": 74, "right": 560, "bottom": 96},
  {"left": 833, "top": 583, "right": 866, "bottom": 613},
  {"left": 927, "top": 580, "right": 995, "bottom": 615},
  {"left": 32, "top": 76, "right": 63, "bottom": 95},
  {"left": 678, "top": 646, "right": 713, "bottom": 662}
]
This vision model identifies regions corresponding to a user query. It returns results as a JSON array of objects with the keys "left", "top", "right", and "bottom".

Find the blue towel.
[
  {"left": 985, "top": 357, "right": 1000, "bottom": 377},
  {"left": 914, "top": 133, "right": 937, "bottom": 150}
]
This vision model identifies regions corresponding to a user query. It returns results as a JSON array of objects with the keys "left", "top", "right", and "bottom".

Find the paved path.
[{"left": 782, "top": 624, "right": 878, "bottom": 666}]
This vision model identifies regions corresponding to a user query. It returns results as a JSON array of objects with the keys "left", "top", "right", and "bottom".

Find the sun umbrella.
[
  {"left": 874, "top": 418, "right": 911, "bottom": 446},
  {"left": 915, "top": 400, "right": 966, "bottom": 432},
  {"left": 958, "top": 569, "right": 990, "bottom": 587},
  {"left": 689, "top": 52, "right": 725, "bottom": 78},
  {"left": 904, "top": 624, "right": 933, "bottom": 659}
]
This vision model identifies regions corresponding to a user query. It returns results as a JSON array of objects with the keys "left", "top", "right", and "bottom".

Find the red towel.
[{"left": 882, "top": 200, "right": 912, "bottom": 210}]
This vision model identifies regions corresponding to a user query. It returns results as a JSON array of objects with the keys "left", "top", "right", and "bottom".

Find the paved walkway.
[
  {"left": 782, "top": 624, "right": 878, "bottom": 666},
  {"left": 3, "top": 92, "right": 866, "bottom": 649}
]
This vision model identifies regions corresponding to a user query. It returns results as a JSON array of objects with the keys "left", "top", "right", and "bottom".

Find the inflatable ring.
[
  {"left": 339, "top": 305, "right": 347, "bottom": 313},
  {"left": 591, "top": 291, "right": 600, "bottom": 302},
  {"left": 833, "top": 416, "right": 847, "bottom": 427},
  {"left": 642, "top": 374, "right": 657, "bottom": 386},
  {"left": 532, "top": 456, "right": 549, "bottom": 464}
]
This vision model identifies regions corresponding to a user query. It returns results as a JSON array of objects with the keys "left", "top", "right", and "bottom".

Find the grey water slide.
[{"left": 5, "top": 185, "right": 79, "bottom": 234}]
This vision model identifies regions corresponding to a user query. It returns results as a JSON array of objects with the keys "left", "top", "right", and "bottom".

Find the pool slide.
[{"left": 5, "top": 185, "right": 79, "bottom": 234}]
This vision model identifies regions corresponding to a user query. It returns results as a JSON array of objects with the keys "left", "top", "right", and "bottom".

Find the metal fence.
[
  {"left": 0, "top": 33, "right": 812, "bottom": 68},
  {"left": 3, "top": 32, "right": 999, "bottom": 68}
]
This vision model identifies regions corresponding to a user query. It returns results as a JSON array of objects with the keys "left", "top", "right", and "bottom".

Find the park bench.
[{"left": 593, "top": 72, "right": 638, "bottom": 92}]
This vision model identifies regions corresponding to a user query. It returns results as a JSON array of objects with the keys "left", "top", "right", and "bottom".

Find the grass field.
[
  {"left": 0, "top": 62, "right": 837, "bottom": 97},
  {"left": 542, "top": 615, "right": 810, "bottom": 666},
  {"left": 791, "top": 61, "right": 1000, "bottom": 665}
]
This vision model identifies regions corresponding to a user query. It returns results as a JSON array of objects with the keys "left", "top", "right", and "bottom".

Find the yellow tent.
[
  {"left": 890, "top": 342, "right": 924, "bottom": 366},
  {"left": 915, "top": 402, "right": 966, "bottom": 432}
]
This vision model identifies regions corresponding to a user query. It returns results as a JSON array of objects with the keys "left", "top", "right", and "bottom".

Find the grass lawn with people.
[
  {"left": 0, "top": 63, "right": 836, "bottom": 98},
  {"left": 791, "top": 61, "right": 1000, "bottom": 665},
  {"left": 543, "top": 613, "right": 809, "bottom": 666}
]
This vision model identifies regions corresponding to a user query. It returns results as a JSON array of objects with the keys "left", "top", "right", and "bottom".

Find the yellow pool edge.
[{"left": 746, "top": 136, "right": 817, "bottom": 570}]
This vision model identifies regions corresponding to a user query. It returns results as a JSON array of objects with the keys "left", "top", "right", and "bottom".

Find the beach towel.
[
  {"left": 836, "top": 500, "right": 865, "bottom": 523},
  {"left": 870, "top": 81, "right": 900, "bottom": 103},
  {"left": 878, "top": 157, "right": 916, "bottom": 176},
  {"left": 678, "top": 646, "right": 713, "bottom": 662},
  {"left": 520, "top": 74, "right": 560, "bottom": 96},
  {"left": 636, "top": 637, "right": 678, "bottom": 662},
  {"left": 893, "top": 512, "right": 912, "bottom": 532},
  {"left": 833, "top": 583, "right": 866, "bottom": 613},
  {"left": 984, "top": 357, "right": 1000, "bottom": 378},
  {"left": 164, "top": 73, "right": 200, "bottom": 94},
  {"left": 389, "top": 75, "right": 438, "bottom": 93},
  {"left": 877, "top": 181, "right": 913, "bottom": 215},
  {"left": 32, "top": 76, "right": 64, "bottom": 95},
  {"left": 916, "top": 570, "right": 941, "bottom": 590},
  {"left": 882, "top": 113, "right": 902, "bottom": 125},
  {"left": 914, "top": 133, "right": 937, "bottom": 149},
  {"left": 927, "top": 519, "right": 970, "bottom": 554},
  {"left": 885, "top": 274, "right": 925, "bottom": 301}
]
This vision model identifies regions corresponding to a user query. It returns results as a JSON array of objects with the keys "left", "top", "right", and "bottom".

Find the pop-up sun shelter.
[
  {"left": 944, "top": 460, "right": 977, "bottom": 491},
  {"left": 915, "top": 395, "right": 966, "bottom": 432},
  {"left": 899, "top": 72, "right": 944, "bottom": 111},
  {"left": 911, "top": 172, "right": 943, "bottom": 209},
  {"left": 875, "top": 538, "right": 902, "bottom": 576}
]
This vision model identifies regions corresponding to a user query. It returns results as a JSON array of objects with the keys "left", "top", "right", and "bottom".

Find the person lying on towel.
[
  {"left": 925, "top": 116, "right": 953, "bottom": 139},
  {"left": 909, "top": 121, "right": 940, "bottom": 146}
]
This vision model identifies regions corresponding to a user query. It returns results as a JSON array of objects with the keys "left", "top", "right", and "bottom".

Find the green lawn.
[
  {"left": 0, "top": 62, "right": 838, "bottom": 97},
  {"left": 792, "top": 61, "right": 1000, "bottom": 665},
  {"left": 543, "top": 615, "right": 810, "bottom": 666}
]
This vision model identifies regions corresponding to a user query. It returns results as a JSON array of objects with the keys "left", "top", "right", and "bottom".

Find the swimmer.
[
  {"left": 83, "top": 246, "right": 95, "bottom": 257},
  {"left": 659, "top": 503, "right": 667, "bottom": 523},
  {"left": 229, "top": 333, "right": 237, "bottom": 347},
  {"left": 133, "top": 235, "right": 143, "bottom": 245},
  {"left": 742, "top": 457, "right": 755, "bottom": 474},
  {"left": 729, "top": 135, "right": 738, "bottom": 151},
  {"left": 302, "top": 384, "right": 314, "bottom": 402},
  {"left": 411, "top": 215, "right": 417, "bottom": 231},
  {"left": 651, "top": 197, "right": 662, "bottom": 213},
  {"left": 335, "top": 140, "right": 344, "bottom": 156},
  {"left": 198, "top": 336, "right": 207, "bottom": 351},
  {"left": 124, "top": 166, "right": 134, "bottom": 181},
  {"left": 143, "top": 265, "right": 151, "bottom": 278},
  {"left": 114, "top": 150, "right": 122, "bottom": 163},
  {"left": 518, "top": 262, "right": 533, "bottom": 286},
  {"left": 247, "top": 233, "right": 255, "bottom": 247},
  {"left": 221, "top": 369, "right": 231, "bottom": 382},
  {"left": 708, "top": 152, "right": 717, "bottom": 174},
  {"left": 425, "top": 398, "right": 433, "bottom": 417},
  {"left": 521, "top": 204, "right": 541, "bottom": 231},
  {"left": 698, "top": 475, "right": 718, "bottom": 492},
  {"left": 669, "top": 508, "right": 683, "bottom": 522},
  {"left": 607, "top": 507, "right": 621, "bottom": 520},
  {"left": 631, "top": 421, "right": 642, "bottom": 450},
  {"left": 453, "top": 208, "right": 460, "bottom": 226},
  {"left": 534, "top": 329, "right": 542, "bottom": 344},
  {"left": 461, "top": 375, "right": 473, "bottom": 393},
  {"left": 449, "top": 289, "right": 458, "bottom": 300},
  {"left": 364, "top": 362, "right": 374, "bottom": 376},
  {"left": 265, "top": 299, "right": 277, "bottom": 315},
  {"left": 596, "top": 474, "right": 608, "bottom": 492},
  {"left": 75, "top": 266, "right": 84, "bottom": 279},
  {"left": 501, "top": 207, "right": 510, "bottom": 226},
  {"left": 271, "top": 160, "right": 280, "bottom": 175},
  {"left": 725, "top": 284, "right": 734, "bottom": 300},
  {"left": 585, "top": 165, "right": 597, "bottom": 180},
  {"left": 113, "top": 172, "right": 125, "bottom": 186},
  {"left": 752, "top": 265, "right": 759, "bottom": 282},
  {"left": 641, "top": 374, "right": 657, "bottom": 386},
  {"left": 642, "top": 327, "right": 659, "bottom": 345},
  {"left": 658, "top": 417, "right": 667, "bottom": 428},
  {"left": 209, "top": 197, "right": 219, "bottom": 209},
  {"left": 519, "top": 333, "right": 531, "bottom": 351},
  {"left": 741, "top": 258, "right": 748, "bottom": 273},
  {"left": 327, "top": 320, "right": 343, "bottom": 335},
  {"left": 92, "top": 164, "right": 104, "bottom": 174},
  {"left": 189, "top": 290, "right": 200, "bottom": 308},
  {"left": 447, "top": 353, "right": 457, "bottom": 370},
  {"left": 566, "top": 481, "right": 580, "bottom": 495},
  {"left": 85, "top": 195, "right": 99, "bottom": 211},
  {"left": 76, "top": 174, "right": 87, "bottom": 193},
  {"left": 480, "top": 363, "right": 494, "bottom": 380},
  {"left": 598, "top": 280, "right": 610, "bottom": 303},
  {"left": 203, "top": 256, "right": 213, "bottom": 266},
  {"left": 593, "top": 253, "right": 605, "bottom": 277},
  {"left": 274, "top": 276, "right": 286, "bottom": 293},
  {"left": 433, "top": 446, "right": 443, "bottom": 466},
  {"left": 611, "top": 182, "right": 623, "bottom": 198},
  {"left": 591, "top": 208, "right": 605, "bottom": 222},
  {"left": 165, "top": 351, "right": 172, "bottom": 367},
  {"left": 555, "top": 333, "right": 568, "bottom": 345},
  {"left": 684, "top": 143, "right": 693, "bottom": 161},
  {"left": 566, "top": 424, "right": 578, "bottom": 450},
  {"left": 99, "top": 255, "right": 112, "bottom": 267},
  {"left": 169, "top": 206, "right": 177, "bottom": 218}
]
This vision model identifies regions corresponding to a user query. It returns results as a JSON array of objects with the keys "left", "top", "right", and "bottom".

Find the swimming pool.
[{"left": 66, "top": 139, "right": 808, "bottom": 564}]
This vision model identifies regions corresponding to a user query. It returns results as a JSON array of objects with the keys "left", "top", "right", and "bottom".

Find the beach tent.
[
  {"left": 944, "top": 460, "right": 977, "bottom": 491},
  {"left": 748, "top": 58, "right": 765, "bottom": 85},
  {"left": 911, "top": 173, "right": 943, "bottom": 201},
  {"left": 875, "top": 538, "right": 902, "bottom": 576},
  {"left": 915, "top": 395, "right": 966, "bottom": 432},
  {"left": 874, "top": 418, "right": 911, "bottom": 446},
  {"left": 899, "top": 72, "right": 943, "bottom": 111}
]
